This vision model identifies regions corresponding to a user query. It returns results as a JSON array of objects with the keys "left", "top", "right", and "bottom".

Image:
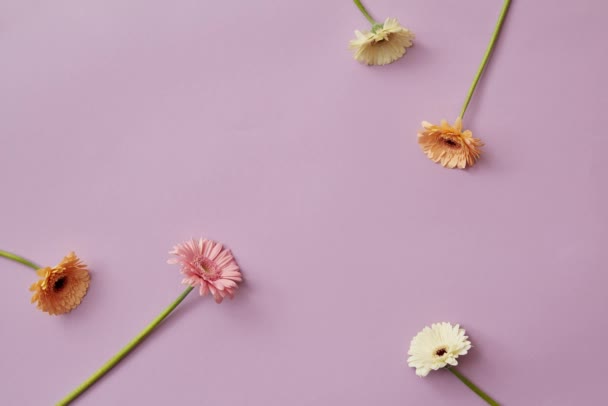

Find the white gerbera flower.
[
  {"left": 407, "top": 322, "right": 472, "bottom": 377},
  {"left": 349, "top": 18, "right": 415, "bottom": 66}
]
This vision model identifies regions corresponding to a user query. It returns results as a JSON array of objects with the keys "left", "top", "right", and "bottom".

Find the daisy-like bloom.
[
  {"left": 168, "top": 238, "right": 242, "bottom": 303},
  {"left": 29, "top": 252, "right": 90, "bottom": 315},
  {"left": 350, "top": 18, "right": 415, "bottom": 66},
  {"left": 417, "top": 117, "right": 484, "bottom": 169},
  {"left": 407, "top": 322, "right": 472, "bottom": 377}
]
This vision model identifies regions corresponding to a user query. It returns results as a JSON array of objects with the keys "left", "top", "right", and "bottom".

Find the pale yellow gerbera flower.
[
  {"left": 417, "top": 117, "right": 484, "bottom": 169},
  {"left": 350, "top": 18, "right": 415, "bottom": 66},
  {"left": 407, "top": 322, "right": 472, "bottom": 377},
  {"left": 30, "top": 252, "right": 90, "bottom": 315},
  {"left": 406, "top": 321, "right": 500, "bottom": 404}
]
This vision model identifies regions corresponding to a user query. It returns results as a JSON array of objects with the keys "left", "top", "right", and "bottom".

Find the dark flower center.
[
  {"left": 53, "top": 276, "right": 67, "bottom": 292},
  {"left": 441, "top": 137, "right": 460, "bottom": 148},
  {"left": 435, "top": 348, "right": 447, "bottom": 357}
]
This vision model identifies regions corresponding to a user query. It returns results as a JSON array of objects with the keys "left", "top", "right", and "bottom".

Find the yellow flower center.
[
  {"left": 193, "top": 256, "right": 221, "bottom": 281},
  {"left": 372, "top": 34, "right": 391, "bottom": 45}
]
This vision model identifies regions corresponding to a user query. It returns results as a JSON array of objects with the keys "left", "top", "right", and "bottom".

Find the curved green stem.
[
  {"left": 0, "top": 250, "right": 40, "bottom": 270},
  {"left": 353, "top": 0, "right": 378, "bottom": 25},
  {"left": 449, "top": 368, "right": 500, "bottom": 405},
  {"left": 56, "top": 285, "right": 195, "bottom": 405},
  {"left": 460, "top": 0, "right": 512, "bottom": 118}
]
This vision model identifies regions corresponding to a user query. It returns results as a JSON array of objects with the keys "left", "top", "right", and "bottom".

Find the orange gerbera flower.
[
  {"left": 30, "top": 252, "right": 90, "bottom": 315},
  {"left": 417, "top": 117, "right": 483, "bottom": 169}
]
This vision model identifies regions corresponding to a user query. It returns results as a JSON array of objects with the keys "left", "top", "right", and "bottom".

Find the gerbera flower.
[
  {"left": 29, "top": 252, "right": 90, "bottom": 315},
  {"left": 350, "top": 18, "right": 415, "bottom": 66},
  {"left": 407, "top": 322, "right": 472, "bottom": 377},
  {"left": 168, "top": 238, "right": 242, "bottom": 303},
  {"left": 417, "top": 117, "right": 483, "bottom": 169}
]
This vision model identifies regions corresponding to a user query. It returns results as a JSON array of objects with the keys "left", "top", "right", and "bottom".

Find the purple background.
[{"left": 1, "top": 0, "right": 606, "bottom": 404}]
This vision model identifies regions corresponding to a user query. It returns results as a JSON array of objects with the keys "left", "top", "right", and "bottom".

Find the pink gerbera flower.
[{"left": 168, "top": 238, "right": 242, "bottom": 303}]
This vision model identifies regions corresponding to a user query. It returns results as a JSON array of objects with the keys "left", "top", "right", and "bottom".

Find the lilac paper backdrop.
[{"left": 1, "top": 0, "right": 607, "bottom": 404}]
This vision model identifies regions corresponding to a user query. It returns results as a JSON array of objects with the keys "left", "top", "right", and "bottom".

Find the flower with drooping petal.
[
  {"left": 29, "top": 252, "right": 90, "bottom": 315},
  {"left": 417, "top": 117, "right": 484, "bottom": 169},
  {"left": 168, "top": 238, "right": 242, "bottom": 303},
  {"left": 407, "top": 322, "right": 472, "bottom": 377},
  {"left": 350, "top": 18, "right": 415, "bottom": 66}
]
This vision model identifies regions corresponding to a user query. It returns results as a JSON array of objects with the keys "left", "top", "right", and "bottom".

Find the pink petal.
[
  {"left": 223, "top": 264, "right": 239, "bottom": 273},
  {"left": 220, "top": 279, "right": 238, "bottom": 289},
  {"left": 209, "top": 243, "right": 223, "bottom": 260}
]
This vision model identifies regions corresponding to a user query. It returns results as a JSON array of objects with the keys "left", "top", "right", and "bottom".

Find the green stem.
[
  {"left": 353, "top": 0, "right": 378, "bottom": 25},
  {"left": 56, "top": 285, "right": 195, "bottom": 406},
  {"left": 460, "top": 0, "right": 512, "bottom": 119},
  {"left": 0, "top": 250, "right": 40, "bottom": 270},
  {"left": 449, "top": 368, "right": 500, "bottom": 406}
]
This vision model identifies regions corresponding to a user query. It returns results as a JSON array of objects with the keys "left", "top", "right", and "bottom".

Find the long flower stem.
[
  {"left": 353, "top": 0, "right": 377, "bottom": 25},
  {"left": 0, "top": 250, "right": 40, "bottom": 270},
  {"left": 449, "top": 368, "right": 500, "bottom": 405},
  {"left": 460, "top": 0, "right": 512, "bottom": 118},
  {"left": 57, "top": 285, "right": 195, "bottom": 406}
]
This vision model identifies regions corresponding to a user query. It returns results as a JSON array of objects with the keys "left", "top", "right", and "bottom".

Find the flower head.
[
  {"left": 350, "top": 18, "right": 414, "bottom": 66},
  {"left": 168, "top": 238, "right": 242, "bottom": 303},
  {"left": 407, "top": 322, "right": 472, "bottom": 377},
  {"left": 417, "top": 117, "right": 483, "bottom": 169},
  {"left": 30, "top": 252, "right": 90, "bottom": 315}
]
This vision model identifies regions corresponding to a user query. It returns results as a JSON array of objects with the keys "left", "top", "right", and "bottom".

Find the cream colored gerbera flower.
[
  {"left": 407, "top": 322, "right": 472, "bottom": 377},
  {"left": 417, "top": 117, "right": 483, "bottom": 169},
  {"left": 350, "top": 18, "right": 414, "bottom": 66}
]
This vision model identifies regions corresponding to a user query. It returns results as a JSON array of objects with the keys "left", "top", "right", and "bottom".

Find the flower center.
[
  {"left": 193, "top": 256, "right": 221, "bottom": 281},
  {"left": 435, "top": 348, "right": 447, "bottom": 357},
  {"left": 53, "top": 276, "right": 67, "bottom": 292},
  {"left": 441, "top": 137, "right": 461, "bottom": 149},
  {"left": 373, "top": 35, "right": 391, "bottom": 45}
]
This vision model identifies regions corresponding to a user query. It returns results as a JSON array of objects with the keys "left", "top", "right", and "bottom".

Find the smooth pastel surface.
[{"left": 1, "top": 0, "right": 606, "bottom": 404}]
